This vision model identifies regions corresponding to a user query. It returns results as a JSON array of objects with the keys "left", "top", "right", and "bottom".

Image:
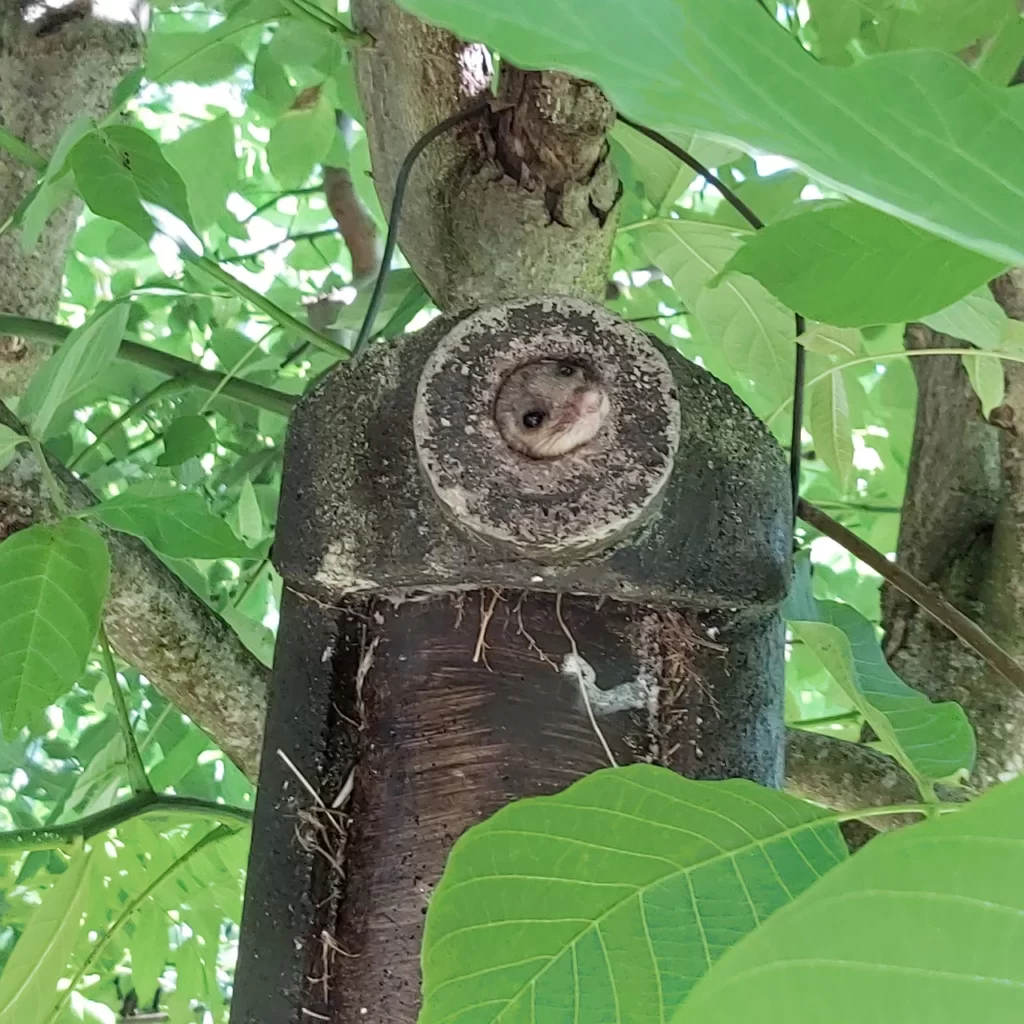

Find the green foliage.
[
  {"left": 19, "top": 304, "right": 131, "bottom": 439},
  {"left": 86, "top": 490, "right": 256, "bottom": 559},
  {"left": 420, "top": 765, "right": 847, "bottom": 1024},
  {"left": 398, "top": 0, "right": 1024, "bottom": 265},
  {"left": 0, "top": 521, "right": 110, "bottom": 737},
  {"left": 0, "top": 0, "right": 1017, "bottom": 1020},
  {"left": 676, "top": 776, "right": 1024, "bottom": 1024},
  {"left": 0, "top": 849, "right": 94, "bottom": 1023},
  {"left": 786, "top": 556, "right": 975, "bottom": 787},
  {"left": 720, "top": 202, "right": 1007, "bottom": 328}
]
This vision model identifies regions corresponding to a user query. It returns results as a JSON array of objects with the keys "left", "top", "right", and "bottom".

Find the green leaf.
[
  {"left": 20, "top": 303, "right": 131, "bottom": 438},
  {"left": 144, "top": 0, "right": 282, "bottom": 84},
  {"left": 785, "top": 558, "right": 975, "bottom": 785},
  {"left": 156, "top": 415, "right": 216, "bottom": 467},
  {"left": 130, "top": 899, "right": 169, "bottom": 1001},
  {"left": 721, "top": 202, "right": 1005, "bottom": 328},
  {"left": 878, "top": 0, "right": 1016, "bottom": 54},
  {"left": 0, "top": 424, "right": 29, "bottom": 471},
  {"left": 102, "top": 125, "right": 195, "bottom": 231},
  {"left": 676, "top": 776, "right": 1024, "bottom": 1024},
  {"left": 0, "top": 851, "right": 93, "bottom": 1023},
  {"left": 611, "top": 124, "right": 739, "bottom": 215},
  {"left": 70, "top": 132, "right": 153, "bottom": 241},
  {"left": 397, "top": 0, "right": 1024, "bottom": 267},
  {"left": 962, "top": 354, "right": 1006, "bottom": 418},
  {"left": 251, "top": 44, "right": 296, "bottom": 115},
  {"left": 0, "top": 519, "right": 110, "bottom": 736},
  {"left": 801, "top": 323, "right": 862, "bottom": 359},
  {"left": 267, "top": 18, "right": 337, "bottom": 67},
  {"left": 807, "top": 360, "right": 853, "bottom": 490},
  {"left": 19, "top": 115, "right": 93, "bottom": 251},
  {"left": 267, "top": 89, "right": 338, "bottom": 188},
  {"left": 420, "top": 764, "right": 847, "bottom": 1024},
  {"left": 87, "top": 490, "right": 255, "bottom": 559},
  {"left": 921, "top": 288, "right": 1007, "bottom": 349},
  {"left": 635, "top": 219, "right": 795, "bottom": 397},
  {"left": 165, "top": 115, "right": 239, "bottom": 231}
]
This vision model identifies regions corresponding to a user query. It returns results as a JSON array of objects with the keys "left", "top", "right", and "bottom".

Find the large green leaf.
[
  {"left": 785, "top": 557, "right": 975, "bottom": 785},
  {"left": 69, "top": 132, "right": 153, "bottom": 241},
  {"left": 86, "top": 490, "right": 255, "bottom": 559},
  {"left": 104, "top": 125, "right": 195, "bottom": 230},
  {"left": 420, "top": 764, "right": 847, "bottom": 1024},
  {"left": 0, "top": 851, "right": 93, "bottom": 1023},
  {"left": 19, "top": 303, "right": 131, "bottom": 438},
  {"left": 398, "top": 0, "right": 1024, "bottom": 266},
  {"left": 721, "top": 202, "right": 1005, "bottom": 328},
  {"left": 0, "top": 520, "right": 110, "bottom": 736},
  {"left": 676, "top": 776, "right": 1024, "bottom": 1024}
]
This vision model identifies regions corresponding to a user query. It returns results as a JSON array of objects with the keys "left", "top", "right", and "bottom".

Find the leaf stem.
[
  {"left": 186, "top": 255, "right": 349, "bottom": 359},
  {"left": 99, "top": 627, "right": 152, "bottom": 796},
  {"left": 30, "top": 437, "right": 69, "bottom": 515},
  {"left": 45, "top": 824, "right": 238, "bottom": 1024},
  {"left": 0, "top": 792, "right": 252, "bottom": 853},
  {"left": 836, "top": 802, "right": 959, "bottom": 823},
  {"left": 0, "top": 124, "right": 47, "bottom": 171}
]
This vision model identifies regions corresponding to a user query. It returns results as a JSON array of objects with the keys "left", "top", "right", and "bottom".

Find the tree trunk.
[{"left": 231, "top": 4, "right": 791, "bottom": 1020}]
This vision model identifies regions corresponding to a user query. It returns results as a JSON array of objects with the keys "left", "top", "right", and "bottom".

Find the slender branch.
[
  {"left": 99, "top": 628, "right": 152, "bottom": 796},
  {"left": 0, "top": 315, "right": 298, "bottom": 417},
  {"left": 0, "top": 792, "right": 252, "bottom": 853},
  {"left": 46, "top": 824, "right": 237, "bottom": 1024},
  {"left": 0, "top": 124, "right": 47, "bottom": 171},
  {"left": 799, "top": 498, "right": 1024, "bottom": 696},
  {"left": 219, "top": 228, "right": 338, "bottom": 264}
]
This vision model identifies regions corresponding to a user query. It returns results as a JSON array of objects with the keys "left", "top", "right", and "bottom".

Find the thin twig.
[{"left": 798, "top": 498, "right": 1024, "bottom": 696}]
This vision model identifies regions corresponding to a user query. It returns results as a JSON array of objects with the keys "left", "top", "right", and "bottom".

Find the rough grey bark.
[{"left": 0, "top": 3, "right": 140, "bottom": 395}]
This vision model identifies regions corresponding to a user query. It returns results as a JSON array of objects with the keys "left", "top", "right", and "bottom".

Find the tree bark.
[{"left": 0, "top": 2, "right": 140, "bottom": 394}]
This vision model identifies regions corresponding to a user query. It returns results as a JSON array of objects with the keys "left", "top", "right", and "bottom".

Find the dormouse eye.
[
  {"left": 556, "top": 362, "right": 577, "bottom": 377},
  {"left": 522, "top": 410, "right": 546, "bottom": 429}
]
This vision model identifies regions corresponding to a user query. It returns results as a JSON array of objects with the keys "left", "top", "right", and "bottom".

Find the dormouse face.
[{"left": 494, "top": 359, "right": 610, "bottom": 459}]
